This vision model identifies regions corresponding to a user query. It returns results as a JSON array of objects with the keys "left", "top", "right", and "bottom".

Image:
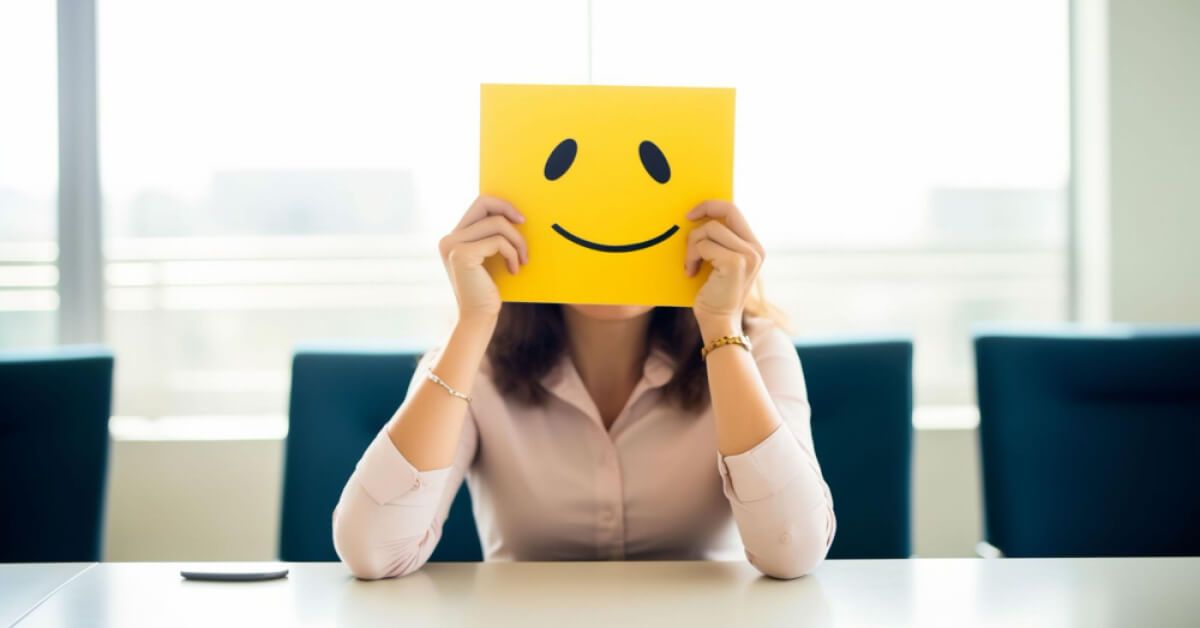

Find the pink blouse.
[{"left": 332, "top": 317, "right": 836, "bottom": 579}]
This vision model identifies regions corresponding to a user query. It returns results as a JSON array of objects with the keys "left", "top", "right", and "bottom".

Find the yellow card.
[{"left": 480, "top": 83, "right": 735, "bottom": 307}]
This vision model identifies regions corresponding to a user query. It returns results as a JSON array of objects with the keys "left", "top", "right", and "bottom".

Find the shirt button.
[{"left": 780, "top": 532, "right": 791, "bottom": 544}]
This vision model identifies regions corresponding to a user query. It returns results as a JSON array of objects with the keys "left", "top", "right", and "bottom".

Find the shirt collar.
[{"left": 541, "top": 346, "right": 676, "bottom": 420}]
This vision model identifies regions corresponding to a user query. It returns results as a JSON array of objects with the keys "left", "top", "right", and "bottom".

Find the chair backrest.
[
  {"left": 797, "top": 338, "right": 913, "bottom": 558},
  {"left": 975, "top": 328, "right": 1200, "bottom": 557},
  {"left": 0, "top": 346, "right": 113, "bottom": 562},
  {"left": 280, "top": 346, "right": 482, "bottom": 562}
]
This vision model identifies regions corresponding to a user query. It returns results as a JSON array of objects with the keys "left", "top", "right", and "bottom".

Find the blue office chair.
[
  {"left": 280, "top": 346, "right": 482, "bottom": 562},
  {"left": 0, "top": 346, "right": 113, "bottom": 562},
  {"left": 975, "top": 327, "right": 1200, "bottom": 557},
  {"left": 797, "top": 337, "right": 914, "bottom": 559}
]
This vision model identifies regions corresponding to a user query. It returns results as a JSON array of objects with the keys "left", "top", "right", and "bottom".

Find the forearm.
[
  {"left": 334, "top": 420, "right": 476, "bottom": 579},
  {"left": 386, "top": 313, "right": 495, "bottom": 470},
  {"left": 702, "top": 317, "right": 835, "bottom": 578},
  {"left": 699, "top": 317, "right": 783, "bottom": 456},
  {"left": 687, "top": 202, "right": 834, "bottom": 577},
  {"left": 333, "top": 473, "right": 443, "bottom": 579}
]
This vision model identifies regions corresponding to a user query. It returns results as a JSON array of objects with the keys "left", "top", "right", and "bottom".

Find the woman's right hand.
[{"left": 438, "top": 195, "right": 528, "bottom": 320}]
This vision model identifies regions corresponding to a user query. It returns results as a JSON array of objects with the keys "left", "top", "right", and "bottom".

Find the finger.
[
  {"left": 687, "top": 220, "right": 759, "bottom": 262},
  {"left": 685, "top": 221, "right": 758, "bottom": 277},
  {"left": 459, "top": 215, "right": 528, "bottom": 264},
  {"left": 685, "top": 238, "right": 743, "bottom": 278},
  {"left": 450, "top": 215, "right": 528, "bottom": 264},
  {"left": 456, "top": 196, "right": 525, "bottom": 230},
  {"left": 460, "top": 234, "right": 521, "bottom": 275},
  {"left": 685, "top": 201, "right": 761, "bottom": 250}
]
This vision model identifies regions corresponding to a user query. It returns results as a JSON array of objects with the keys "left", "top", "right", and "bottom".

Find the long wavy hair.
[{"left": 486, "top": 280, "right": 787, "bottom": 411}]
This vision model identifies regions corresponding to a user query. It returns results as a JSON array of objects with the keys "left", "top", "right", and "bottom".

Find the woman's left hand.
[{"left": 684, "top": 200, "right": 764, "bottom": 334}]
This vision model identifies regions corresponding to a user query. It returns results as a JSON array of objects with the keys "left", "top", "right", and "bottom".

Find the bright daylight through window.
[{"left": 0, "top": 0, "right": 1068, "bottom": 426}]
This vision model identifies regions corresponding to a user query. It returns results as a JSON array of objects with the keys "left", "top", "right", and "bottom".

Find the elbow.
[
  {"left": 748, "top": 509, "right": 835, "bottom": 580},
  {"left": 341, "top": 554, "right": 396, "bottom": 581},
  {"left": 333, "top": 523, "right": 395, "bottom": 580},
  {"left": 332, "top": 509, "right": 425, "bottom": 580},
  {"left": 748, "top": 535, "right": 829, "bottom": 580},
  {"left": 753, "top": 545, "right": 830, "bottom": 581},
  {"left": 334, "top": 530, "right": 425, "bottom": 581}
]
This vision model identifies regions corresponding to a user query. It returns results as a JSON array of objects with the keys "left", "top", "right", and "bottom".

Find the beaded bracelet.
[{"left": 425, "top": 368, "right": 471, "bottom": 402}]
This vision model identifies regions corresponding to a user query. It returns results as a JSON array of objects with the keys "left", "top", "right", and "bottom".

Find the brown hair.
[{"left": 486, "top": 279, "right": 787, "bottom": 411}]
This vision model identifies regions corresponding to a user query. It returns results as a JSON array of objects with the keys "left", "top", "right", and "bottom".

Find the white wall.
[
  {"left": 104, "top": 438, "right": 283, "bottom": 561},
  {"left": 1076, "top": 0, "right": 1200, "bottom": 323},
  {"left": 913, "top": 428, "right": 982, "bottom": 557}
]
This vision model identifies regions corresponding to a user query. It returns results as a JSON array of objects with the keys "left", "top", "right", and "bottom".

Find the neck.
[{"left": 561, "top": 307, "right": 653, "bottom": 412}]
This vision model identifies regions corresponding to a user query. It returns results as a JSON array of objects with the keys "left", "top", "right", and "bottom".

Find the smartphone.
[{"left": 180, "top": 562, "right": 290, "bottom": 582}]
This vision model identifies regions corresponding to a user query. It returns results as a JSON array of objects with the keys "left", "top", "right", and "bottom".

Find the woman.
[{"left": 332, "top": 196, "right": 835, "bottom": 579}]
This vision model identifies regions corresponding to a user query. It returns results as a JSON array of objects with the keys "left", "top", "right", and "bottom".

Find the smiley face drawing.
[{"left": 480, "top": 84, "right": 736, "bottom": 307}]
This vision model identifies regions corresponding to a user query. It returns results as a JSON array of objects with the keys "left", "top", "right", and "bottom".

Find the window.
[
  {"left": 90, "top": 1, "right": 1067, "bottom": 419},
  {"left": 0, "top": 1, "right": 58, "bottom": 348},
  {"left": 593, "top": 0, "right": 1069, "bottom": 406},
  {"left": 99, "top": 1, "right": 588, "bottom": 417}
]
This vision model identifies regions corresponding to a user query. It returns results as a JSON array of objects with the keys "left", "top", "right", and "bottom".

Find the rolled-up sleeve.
[
  {"left": 717, "top": 326, "right": 836, "bottom": 579},
  {"left": 331, "top": 352, "right": 477, "bottom": 580}
]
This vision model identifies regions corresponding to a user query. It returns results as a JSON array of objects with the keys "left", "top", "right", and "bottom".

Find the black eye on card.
[
  {"left": 544, "top": 138, "right": 577, "bottom": 181},
  {"left": 638, "top": 140, "right": 671, "bottom": 184}
]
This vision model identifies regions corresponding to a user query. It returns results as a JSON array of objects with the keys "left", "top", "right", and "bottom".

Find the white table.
[
  {"left": 0, "top": 562, "right": 92, "bottom": 626},
  {"left": 10, "top": 558, "right": 1200, "bottom": 627}
]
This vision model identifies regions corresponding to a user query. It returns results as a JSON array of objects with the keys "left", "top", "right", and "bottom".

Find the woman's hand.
[
  {"left": 438, "top": 195, "right": 528, "bottom": 321},
  {"left": 684, "top": 200, "right": 764, "bottom": 336}
]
